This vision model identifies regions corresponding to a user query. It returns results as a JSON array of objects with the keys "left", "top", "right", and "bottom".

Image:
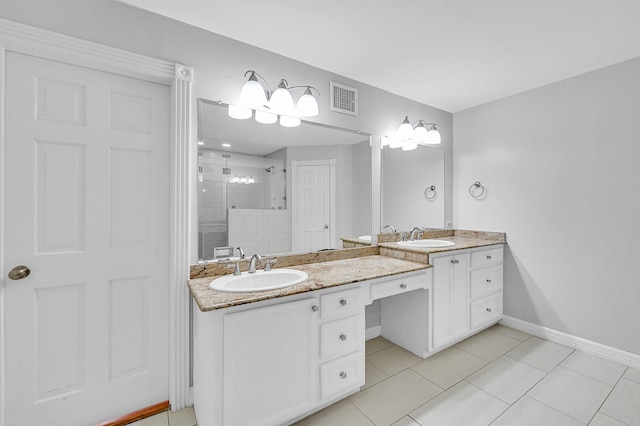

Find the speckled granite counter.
[
  {"left": 379, "top": 236, "right": 505, "bottom": 263},
  {"left": 188, "top": 255, "right": 430, "bottom": 311}
]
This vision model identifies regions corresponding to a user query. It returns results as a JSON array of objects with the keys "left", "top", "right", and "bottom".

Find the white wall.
[{"left": 453, "top": 57, "right": 640, "bottom": 356}]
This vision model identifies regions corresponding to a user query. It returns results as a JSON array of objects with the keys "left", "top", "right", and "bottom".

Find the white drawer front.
[
  {"left": 470, "top": 246, "right": 503, "bottom": 268},
  {"left": 370, "top": 273, "right": 426, "bottom": 301},
  {"left": 470, "top": 292, "right": 503, "bottom": 329},
  {"left": 320, "top": 315, "right": 363, "bottom": 360},
  {"left": 320, "top": 352, "right": 364, "bottom": 400},
  {"left": 470, "top": 265, "right": 503, "bottom": 299},
  {"left": 320, "top": 287, "right": 362, "bottom": 320}
]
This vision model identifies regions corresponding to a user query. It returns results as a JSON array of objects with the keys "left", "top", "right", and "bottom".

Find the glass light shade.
[
  {"left": 296, "top": 88, "right": 319, "bottom": 117},
  {"left": 401, "top": 142, "right": 418, "bottom": 151},
  {"left": 424, "top": 127, "right": 441, "bottom": 144},
  {"left": 269, "top": 86, "right": 294, "bottom": 115},
  {"left": 229, "top": 175, "right": 239, "bottom": 183},
  {"left": 381, "top": 136, "right": 391, "bottom": 147},
  {"left": 239, "top": 77, "right": 266, "bottom": 109},
  {"left": 239, "top": 176, "right": 248, "bottom": 184},
  {"left": 255, "top": 109, "right": 277, "bottom": 124},
  {"left": 412, "top": 123, "right": 429, "bottom": 142},
  {"left": 247, "top": 176, "right": 255, "bottom": 184},
  {"left": 280, "top": 115, "right": 301, "bottom": 128},
  {"left": 388, "top": 137, "right": 404, "bottom": 149},
  {"left": 228, "top": 104, "right": 252, "bottom": 120},
  {"left": 396, "top": 116, "right": 414, "bottom": 140}
]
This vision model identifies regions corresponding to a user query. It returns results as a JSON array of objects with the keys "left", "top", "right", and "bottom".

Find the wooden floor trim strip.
[{"left": 96, "top": 400, "right": 170, "bottom": 426}]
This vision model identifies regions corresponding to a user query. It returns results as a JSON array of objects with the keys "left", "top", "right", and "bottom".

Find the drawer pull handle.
[
  {"left": 486, "top": 308, "right": 492, "bottom": 312},
  {"left": 311, "top": 305, "right": 318, "bottom": 312},
  {"left": 400, "top": 283, "right": 407, "bottom": 289},
  {"left": 340, "top": 371, "right": 347, "bottom": 379},
  {"left": 339, "top": 299, "right": 347, "bottom": 306},
  {"left": 486, "top": 279, "right": 492, "bottom": 283},
  {"left": 339, "top": 334, "right": 347, "bottom": 341},
  {"left": 450, "top": 259, "right": 460, "bottom": 264},
  {"left": 487, "top": 255, "right": 492, "bottom": 259}
]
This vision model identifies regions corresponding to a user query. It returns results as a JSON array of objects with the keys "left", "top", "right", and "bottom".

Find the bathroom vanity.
[{"left": 188, "top": 232, "right": 505, "bottom": 426}]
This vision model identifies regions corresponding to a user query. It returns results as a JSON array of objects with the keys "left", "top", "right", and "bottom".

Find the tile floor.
[{"left": 134, "top": 325, "right": 640, "bottom": 426}]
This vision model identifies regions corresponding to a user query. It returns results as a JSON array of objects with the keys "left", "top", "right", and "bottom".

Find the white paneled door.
[
  {"left": 291, "top": 160, "right": 336, "bottom": 252},
  {"left": 3, "top": 53, "right": 170, "bottom": 426}
]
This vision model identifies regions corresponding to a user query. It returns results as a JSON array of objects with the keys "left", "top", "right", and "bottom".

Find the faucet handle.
[
  {"left": 264, "top": 258, "right": 278, "bottom": 271},
  {"left": 226, "top": 262, "right": 241, "bottom": 276}
]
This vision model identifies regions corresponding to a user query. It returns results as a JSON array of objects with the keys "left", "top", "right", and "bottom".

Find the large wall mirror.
[
  {"left": 381, "top": 143, "right": 445, "bottom": 232},
  {"left": 197, "top": 99, "right": 372, "bottom": 261}
]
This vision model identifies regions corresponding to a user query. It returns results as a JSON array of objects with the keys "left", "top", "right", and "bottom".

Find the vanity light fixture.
[
  {"left": 230, "top": 70, "right": 320, "bottom": 128},
  {"left": 391, "top": 116, "right": 442, "bottom": 149}
]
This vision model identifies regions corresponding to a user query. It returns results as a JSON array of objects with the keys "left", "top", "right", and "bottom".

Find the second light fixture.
[{"left": 389, "top": 116, "right": 441, "bottom": 150}]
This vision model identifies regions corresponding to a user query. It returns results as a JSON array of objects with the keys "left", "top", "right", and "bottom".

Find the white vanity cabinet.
[
  {"left": 430, "top": 244, "right": 504, "bottom": 351},
  {"left": 431, "top": 252, "right": 470, "bottom": 350},
  {"left": 222, "top": 297, "right": 319, "bottom": 426}
]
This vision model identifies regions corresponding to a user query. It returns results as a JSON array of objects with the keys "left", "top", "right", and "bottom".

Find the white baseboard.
[
  {"left": 365, "top": 325, "right": 381, "bottom": 341},
  {"left": 500, "top": 316, "right": 640, "bottom": 370}
]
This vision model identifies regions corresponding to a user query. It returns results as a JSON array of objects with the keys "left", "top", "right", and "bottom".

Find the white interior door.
[
  {"left": 2, "top": 52, "right": 170, "bottom": 426},
  {"left": 291, "top": 160, "right": 336, "bottom": 252}
]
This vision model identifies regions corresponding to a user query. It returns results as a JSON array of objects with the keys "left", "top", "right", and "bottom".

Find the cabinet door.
[
  {"left": 223, "top": 298, "right": 318, "bottom": 426},
  {"left": 432, "top": 254, "right": 470, "bottom": 349}
]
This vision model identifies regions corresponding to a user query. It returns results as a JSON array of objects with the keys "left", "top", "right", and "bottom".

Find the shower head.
[{"left": 265, "top": 165, "right": 274, "bottom": 173}]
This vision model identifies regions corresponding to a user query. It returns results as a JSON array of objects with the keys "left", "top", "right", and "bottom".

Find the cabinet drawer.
[
  {"left": 370, "top": 273, "right": 426, "bottom": 301},
  {"left": 320, "top": 315, "right": 363, "bottom": 360},
  {"left": 470, "top": 246, "right": 503, "bottom": 268},
  {"left": 470, "top": 292, "right": 503, "bottom": 329},
  {"left": 320, "top": 288, "right": 362, "bottom": 319},
  {"left": 320, "top": 351, "right": 364, "bottom": 400},
  {"left": 470, "top": 265, "right": 503, "bottom": 299}
]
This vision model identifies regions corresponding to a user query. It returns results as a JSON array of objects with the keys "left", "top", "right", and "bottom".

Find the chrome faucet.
[
  {"left": 248, "top": 254, "right": 262, "bottom": 274},
  {"left": 236, "top": 246, "right": 245, "bottom": 259},
  {"left": 382, "top": 224, "right": 396, "bottom": 233},
  {"left": 409, "top": 227, "right": 423, "bottom": 241}
]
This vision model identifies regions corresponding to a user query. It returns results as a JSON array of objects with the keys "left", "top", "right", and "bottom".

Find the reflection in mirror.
[
  {"left": 381, "top": 144, "right": 445, "bottom": 232},
  {"left": 197, "top": 99, "right": 372, "bottom": 262}
]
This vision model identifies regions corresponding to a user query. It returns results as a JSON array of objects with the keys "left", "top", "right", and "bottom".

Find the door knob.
[
  {"left": 324, "top": 224, "right": 329, "bottom": 229},
  {"left": 8, "top": 265, "right": 30, "bottom": 280}
]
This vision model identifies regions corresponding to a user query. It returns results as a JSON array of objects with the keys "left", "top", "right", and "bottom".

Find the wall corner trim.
[{"left": 500, "top": 316, "right": 640, "bottom": 369}]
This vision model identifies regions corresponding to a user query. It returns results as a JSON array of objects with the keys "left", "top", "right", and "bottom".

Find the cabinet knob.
[
  {"left": 486, "top": 308, "right": 492, "bottom": 312},
  {"left": 487, "top": 255, "right": 492, "bottom": 259},
  {"left": 339, "top": 299, "right": 347, "bottom": 306},
  {"left": 311, "top": 305, "right": 318, "bottom": 312},
  {"left": 400, "top": 283, "right": 407, "bottom": 289},
  {"left": 340, "top": 371, "right": 347, "bottom": 379},
  {"left": 339, "top": 334, "right": 347, "bottom": 341},
  {"left": 450, "top": 259, "right": 460, "bottom": 264},
  {"left": 486, "top": 279, "right": 492, "bottom": 283}
]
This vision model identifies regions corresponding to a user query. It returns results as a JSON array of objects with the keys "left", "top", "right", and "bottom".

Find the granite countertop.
[
  {"left": 379, "top": 235, "right": 505, "bottom": 254},
  {"left": 188, "top": 255, "right": 431, "bottom": 312}
]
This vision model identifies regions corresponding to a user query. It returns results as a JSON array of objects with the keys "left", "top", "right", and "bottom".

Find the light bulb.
[
  {"left": 280, "top": 116, "right": 301, "bottom": 128},
  {"left": 388, "top": 137, "right": 403, "bottom": 149},
  {"left": 296, "top": 87, "right": 319, "bottom": 117},
  {"left": 396, "top": 116, "right": 413, "bottom": 140},
  {"left": 247, "top": 176, "right": 255, "bottom": 184},
  {"left": 239, "top": 176, "right": 247, "bottom": 184},
  {"left": 228, "top": 104, "right": 252, "bottom": 120},
  {"left": 424, "top": 126, "right": 441, "bottom": 144},
  {"left": 413, "top": 122, "right": 429, "bottom": 142},
  {"left": 238, "top": 72, "right": 266, "bottom": 108},
  {"left": 255, "top": 109, "right": 277, "bottom": 124},
  {"left": 269, "top": 80, "right": 294, "bottom": 115}
]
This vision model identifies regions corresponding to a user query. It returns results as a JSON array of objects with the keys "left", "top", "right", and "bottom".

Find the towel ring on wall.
[
  {"left": 424, "top": 185, "right": 437, "bottom": 200},
  {"left": 469, "top": 181, "right": 485, "bottom": 198}
]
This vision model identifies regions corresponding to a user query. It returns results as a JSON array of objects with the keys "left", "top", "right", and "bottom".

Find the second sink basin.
[
  {"left": 209, "top": 269, "right": 309, "bottom": 293},
  {"left": 397, "top": 239, "right": 456, "bottom": 248}
]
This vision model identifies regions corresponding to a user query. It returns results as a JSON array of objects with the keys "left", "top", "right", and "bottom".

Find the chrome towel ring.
[
  {"left": 469, "top": 181, "right": 485, "bottom": 198},
  {"left": 424, "top": 185, "right": 437, "bottom": 200}
]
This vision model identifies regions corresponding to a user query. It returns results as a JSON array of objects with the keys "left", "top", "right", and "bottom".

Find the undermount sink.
[
  {"left": 209, "top": 269, "right": 309, "bottom": 293},
  {"left": 397, "top": 239, "right": 456, "bottom": 248}
]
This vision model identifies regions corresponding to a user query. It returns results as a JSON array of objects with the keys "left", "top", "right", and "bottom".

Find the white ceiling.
[{"left": 118, "top": 0, "right": 640, "bottom": 112}]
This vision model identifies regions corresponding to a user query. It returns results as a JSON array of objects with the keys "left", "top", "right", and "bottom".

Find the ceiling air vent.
[{"left": 330, "top": 81, "right": 358, "bottom": 116}]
